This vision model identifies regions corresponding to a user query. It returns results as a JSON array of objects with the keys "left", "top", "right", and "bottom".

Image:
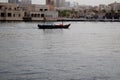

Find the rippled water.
[{"left": 0, "top": 22, "right": 120, "bottom": 80}]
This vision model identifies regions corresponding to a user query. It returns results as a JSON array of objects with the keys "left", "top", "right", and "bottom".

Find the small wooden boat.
[{"left": 38, "top": 24, "right": 70, "bottom": 29}]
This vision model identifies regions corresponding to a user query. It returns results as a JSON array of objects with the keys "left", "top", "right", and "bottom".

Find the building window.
[
  {"left": 38, "top": 14, "right": 40, "bottom": 17},
  {"left": 8, "top": 8, "right": 12, "bottom": 10},
  {"left": 41, "top": 14, "right": 44, "bottom": 18},
  {"left": 14, "top": 8, "right": 16, "bottom": 10},
  {"left": 5, "top": 7, "right": 7, "bottom": 10},
  {"left": 13, "top": 14, "right": 15, "bottom": 17},
  {"left": 33, "top": 14, "right": 35, "bottom": 17},
  {"left": 44, "top": 9, "right": 48, "bottom": 11},
  {"left": 19, "top": 14, "right": 21, "bottom": 17},
  {"left": 1, "top": 13, "right": 5, "bottom": 17},
  {"left": 8, "top": 13, "right": 11, "bottom": 17},
  {"left": 31, "top": 14, "right": 33, "bottom": 17},
  {"left": 35, "top": 14, "right": 37, "bottom": 17},
  {"left": 0, "top": 6, "right": 2, "bottom": 9},
  {"left": 40, "top": 9, "right": 43, "bottom": 11},
  {"left": 24, "top": 12, "right": 27, "bottom": 17}
]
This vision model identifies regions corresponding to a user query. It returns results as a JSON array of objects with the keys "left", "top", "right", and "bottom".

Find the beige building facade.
[
  {"left": 0, "top": 2, "right": 58, "bottom": 21},
  {"left": 109, "top": 2, "right": 120, "bottom": 12},
  {"left": 0, "top": 3, "right": 24, "bottom": 21}
]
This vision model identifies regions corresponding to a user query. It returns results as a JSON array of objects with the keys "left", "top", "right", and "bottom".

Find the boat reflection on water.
[{"left": 42, "top": 28, "right": 64, "bottom": 35}]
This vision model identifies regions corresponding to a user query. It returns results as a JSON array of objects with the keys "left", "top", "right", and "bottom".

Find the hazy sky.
[{"left": 0, "top": 0, "right": 120, "bottom": 6}]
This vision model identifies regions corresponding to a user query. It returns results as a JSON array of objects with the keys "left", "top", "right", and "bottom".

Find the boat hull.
[{"left": 38, "top": 24, "right": 70, "bottom": 29}]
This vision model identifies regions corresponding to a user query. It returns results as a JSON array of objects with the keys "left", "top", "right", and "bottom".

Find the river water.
[{"left": 0, "top": 22, "right": 120, "bottom": 80}]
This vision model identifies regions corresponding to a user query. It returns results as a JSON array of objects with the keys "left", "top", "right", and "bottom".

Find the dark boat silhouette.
[
  {"left": 38, "top": 17, "right": 70, "bottom": 29},
  {"left": 38, "top": 24, "right": 70, "bottom": 29}
]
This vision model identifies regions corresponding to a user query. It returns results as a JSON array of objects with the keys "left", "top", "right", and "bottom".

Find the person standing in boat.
[{"left": 43, "top": 17, "right": 46, "bottom": 24}]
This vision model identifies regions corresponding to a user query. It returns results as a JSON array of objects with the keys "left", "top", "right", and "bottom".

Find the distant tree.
[
  {"left": 92, "top": 10, "right": 98, "bottom": 14},
  {"left": 101, "top": 9, "right": 106, "bottom": 13},
  {"left": 105, "top": 13, "right": 112, "bottom": 19},
  {"left": 57, "top": 10, "right": 71, "bottom": 18},
  {"left": 114, "top": 13, "right": 119, "bottom": 19},
  {"left": 118, "top": 10, "right": 120, "bottom": 13},
  {"left": 111, "top": 9, "right": 115, "bottom": 14}
]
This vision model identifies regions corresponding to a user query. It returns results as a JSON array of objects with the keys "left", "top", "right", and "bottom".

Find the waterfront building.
[
  {"left": 54, "top": 0, "right": 65, "bottom": 7},
  {"left": 45, "top": 11, "right": 58, "bottom": 18},
  {"left": 65, "top": 1, "right": 70, "bottom": 7},
  {"left": 20, "top": 4, "right": 57, "bottom": 21},
  {"left": 46, "top": 0, "right": 54, "bottom": 11},
  {"left": 34, "top": 5, "right": 49, "bottom": 12},
  {"left": 109, "top": 2, "right": 120, "bottom": 12},
  {"left": 20, "top": 4, "right": 49, "bottom": 20},
  {"left": 20, "top": 0, "right": 32, "bottom": 5},
  {"left": 0, "top": 2, "right": 58, "bottom": 21},
  {"left": 0, "top": 2, "right": 24, "bottom": 21},
  {"left": 99, "top": 4, "right": 111, "bottom": 12},
  {"left": 31, "top": 10, "right": 58, "bottom": 21},
  {"left": 30, "top": 4, "right": 48, "bottom": 20},
  {"left": 46, "top": 0, "right": 54, "bottom": 5},
  {"left": 30, "top": 4, "right": 58, "bottom": 20},
  {"left": 70, "top": 1, "right": 79, "bottom": 7},
  {"left": 99, "top": 4, "right": 107, "bottom": 10},
  {"left": 8, "top": 0, "right": 19, "bottom": 4}
]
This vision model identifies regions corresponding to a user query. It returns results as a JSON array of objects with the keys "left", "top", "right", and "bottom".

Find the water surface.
[{"left": 0, "top": 22, "right": 120, "bottom": 80}]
